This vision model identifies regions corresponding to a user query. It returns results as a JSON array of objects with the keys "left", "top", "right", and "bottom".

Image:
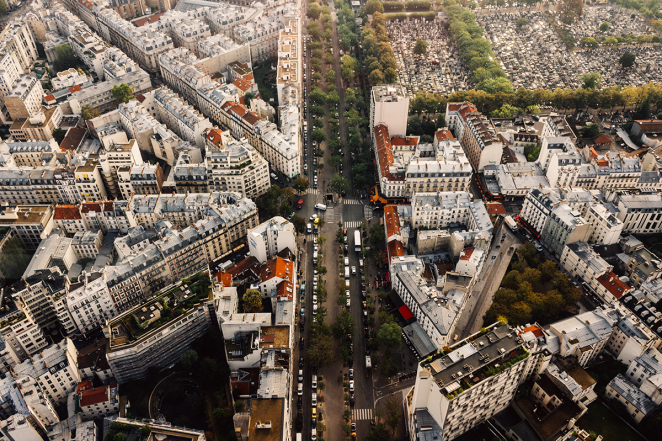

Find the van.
[
  {"left": 298, "top": 370, "right": 303, "bottom": 382},
  {"left": 359, "top": 259, "right": 364, "bottom": 268},
  {"left": 345, "top": 267, "right": 350, "bottom": 278},
  {"left": 312, "top": 375, "right": 318, "bottom": 389},
  {"left": 344, "top": 257, "right": 349, "bottom": 266},
  {"left": 313, "top": 251, "right": 318, "bottom": 264},
  {"left": 311, "top": 428, "right": 317, "bottom": 441},
  {"left": 315, "top": 203, "right": 327, "bottom": 211},
  {"left": 307, "top": 223, "right": 312, "bottom": 233}
]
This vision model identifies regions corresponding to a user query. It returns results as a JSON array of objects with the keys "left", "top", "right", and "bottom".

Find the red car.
[{"left": 296, "top": 199, "right": 303, "bottom": 209}]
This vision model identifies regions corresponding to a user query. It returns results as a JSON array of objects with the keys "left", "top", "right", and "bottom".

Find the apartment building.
[
  {"left": 96, "top": 8, "right": 174, "bottom": 73},
  {"left": 2, "top": 140, "right": 60, "bottom": 168},
  {"left": 109, "top": 0, "right": 146, "bottom": 19},
  {"left": 79, "top": 200, "right": 136, "bottom": 234},
  {"left": 583, "top": 202, "right": 624, "bottom": 245},
  {"left": 74, "top": 381, "right": 119, "bottom": 421},
  {"left": 68, "top": 69, "right": 152, "bottom": 114},
  {"left": 151, "top": 10, "right": 211, "bottom": 53},
  {"left": 196, "top": 33, "right": 251, "bottom": 68},
  {"left": 541, "top": 114, "right": 576, "bottom": 139},
  {"left": 71, "top": 230, "right": 103, "bottom": 259},
  {"left": 549, "top": 307, "right": 618, "bottom": 367},
  {"left": 276, "top": 19, "right": 301, "bottom": 108},
  {"left": 625, "top": 349, "right": 662, "bottom": 405},
  {"left": 154, "top": 87, "right": 213, "bottom": 148},
  {"left": 406, "top": 325, "right": 543, "bottom": 441},
  {"left": 10, "top": 268, "right": 67, "bottom": 332},
  {"left": 540, "top": 203, "right": 591, "bottom": 257},
  {"left": 103, "top": 46, "right": 140, "bottom": 80},
  {"left": 411, "top": 191, "right": 492, "bottom": 232},
  {"left": 613, "top": 192, "right": 662, "bottom": 234},
  {"left": 170, "top": 153, "right": 208, "bottom": 194},
  {"left": 0, "top": 312, "right": 49, "bottom": 368},
  {"left": 4, "top": 75, "right": 44, "bottom": 121},
  {"left": 258, "top": 122, "right": 300, "bottom": 178},
  {"left": 234, "top": 16, "right": 284, "bottom": 63},
  {"left": 196, "top": 81, "right": 239, "bottom": 125},
  {"left": 103, "top": 283, "right": 214, "bottom": 383},
  {"left": 445, "top": 102, "right": 477, "bottom": 142},
  {"left": 158, "top": 48, "right": 211, "bottom": 108},
  {"left": 0, "top": 373, "right": 60, "bottom": 430},
  {"left": 248, "top": 216, "right": 296, "bottom": 263},
  {"left": 370, "top": 84, "right": 409, "bottom": 140},
  {"left": 0, "top": 205, "right": 54, "bottom": 251},
  {"left": 560, "top": 241, "right": 613, "bottom": 292},
  {"left": 75, "top": 160, "right": 107, "bottom": 202},
  {"left": 68, "top": 26, "right": 108, "bottom": 79},
  {"left": 618, "top": 243, "right": 662, "bottom": 288},
  {"left": 537, "top": 136, "right": 578, "bottom": 173},
  {"left": 13, "top": 339, "right": 81, "bottom": 406},
  {"left": 606, "top": 374, "right": 657, "bottom": 423},
  {"left": 117, "top": 163, "right": 165, "bottom": 199},
  {"left": 98, "top": 139, "right": 144, "bottom": 199},
  {"left": 460, "top": 112, "right": 503, "bottom": 172},
  {"left": 9, "top": 106, "right": 63, "bottom": 142},
  {"left": 607, "top": 313, "right": 659, "bottom": 365},
  {"left": 51, "top": 68, "right": 91, "bottom": 91},
  {"left": 205, "top": 135, "right": 271, "bottom": 199}
]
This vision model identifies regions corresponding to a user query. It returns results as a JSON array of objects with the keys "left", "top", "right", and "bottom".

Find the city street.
[{"left": 453, "top": 223, "right": 522, "bottom": 339}]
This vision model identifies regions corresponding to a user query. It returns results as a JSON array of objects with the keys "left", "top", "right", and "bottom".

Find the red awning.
[{"left": 399, "top": 305, "right": 413, "bottom": 321}]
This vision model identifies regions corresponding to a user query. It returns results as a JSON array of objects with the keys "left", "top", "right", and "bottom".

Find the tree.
[
  {"left": 328, "top": 155, "right": 342, "bottom": 169},
  {"left": 293, "top": 177, "right": 309, "bottom": 194},
  {"left": 326, "top": 91, "right": 340, "bottom": 105},
  {"left": 599, "top": 21, "right": 609, "bottom": 32},
  {"left": 413, "top": 39, "right": 428, "bottom": 55},
  {"left": 436, "top": 113, "right": 446, "bottom": 129},
  {"left": 332, "top": 310, "right": 356, "bottom": 339},
  {"left": 516, "top": 18, "right": 529, "bottom": 29},
  {"left": 369, "top": 69, "right": 385, "bottom": 85},
  {"left": 52, "top": 128, "right": 67, "bottom": 145},
  {"left": 580, "top": 37, "right": 599, "bottom": 49},
  {"left": 311, "top": 128, "right": 327, "bottom": 144},
  {"left": 111, "top": 83, "right": 134, "bottom": 104},
  {"left": 307, "top": 336, "right": 335, "bottom": 366},
  {"left": 81, "top": 106, "right": 100, "bottom": 120},
  {"left": 113, "top": 435, "right": 127, "bottom": 441},
  {"left": 307, "top": 21, "right": 321, "bottom": 40},
  {"left": 365, "top": 0, "right": 384, "bottom": 14},
  {"left": 242, "top": 289, "right": 263, "bottom": 312},
  {"left": 330, "top": 173, "right": 349, "bottom": 195},
  {"left": 0, "top": 0, "right": 7, "bottom": 14},
  {"left": 582, "top": 123, "right": 600, "bottom": 138},
  {"left": 292, "top": 215, "right": 306, "bottom": 234},
  {"left": 180, "top": 349, "right": 198, "bottom": 369},
  {"left": 579, "top": 72, "right": 602, "bottom": 90},
  {"left": 364, "top": 423, "right": 391, "bottom": 441},
  {"left": 619, "top": 52, "right": 636, "bottom": 68},
  {"left": 384, "top": 395, "right": 401, "bottom": 434},
  {"left": 325, "top": 69, "right": 336, "bottom": 83},
  {"left": 307, "top": 2, "right": 322, "bottom": 19},
  {"left": 369, "top": 223, "right": 386, "bottom": 248},
  {"left": 0, "top": 238, "right": 31, "bottom": 281},
  {"left": 53, "top": 44, "right": 80, "bottom": 72},
  {"left": 378, "top": 322, "right": 402, "bottom": 349},
  {"left": 244, "top": 91, "right": 254, "bottom": 108}
]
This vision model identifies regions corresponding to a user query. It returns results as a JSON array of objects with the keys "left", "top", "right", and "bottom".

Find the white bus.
[{"left": 354, "top": 230, "right": 361, "bottom": 252}]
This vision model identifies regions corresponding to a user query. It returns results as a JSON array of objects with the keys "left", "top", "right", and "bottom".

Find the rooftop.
[{"left": 247, "top": 398, "right": 284, "bottom": 441}]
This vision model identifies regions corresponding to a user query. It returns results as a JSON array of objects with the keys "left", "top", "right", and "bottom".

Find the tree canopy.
[
  {"left": 242, "top": 289, "right": 263, "bottom": 312},
  {"left": 330, "top": 173, "right": 349, "bottom": 195},
  {"left": 619, "top": 51, "right": 636, "bottom": 68},
  {"left": 111, "top": 83, "right": 134, "bottom": 104},
  {"left": 53, "top": 44, "right": 81, "bottom": 73},
  {"left": 579, "top": 72, "right": 602, "bottom": 90},
  {"left": 413, "top": 39, "right": 428, "bottom": 55}
]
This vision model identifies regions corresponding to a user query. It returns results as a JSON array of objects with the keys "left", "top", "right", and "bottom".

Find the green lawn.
[
  {"left": 576, "top": 402, "right": 648, "bottom": 441},
  {"left": 253, "top": 60, "right": 278, "bottom": 106}
]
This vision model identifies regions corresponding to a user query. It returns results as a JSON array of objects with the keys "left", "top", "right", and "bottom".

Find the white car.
[
  {"left": 346, "top": 290, "right": 350, "bottom": 298},
  {"left": 312, "top": 392, "right": 317, "bottom": 406},
  {"left": 313, "top": 295, "right": 318, "bottom": 305},
  {"left": 349, "top": 380, "right": 354, "bottom": 393},
  {"left": 344, "top": 257, "right": 349, "bottom": 266},
  {"left": 310, "top": 214, "right": 318, "bottom": 221},
  {"left": 298, "top": 383, "right": 303, "bottom": 395},
  {"left": 351, "top": 266, "right": 356, "bottom": 275}
]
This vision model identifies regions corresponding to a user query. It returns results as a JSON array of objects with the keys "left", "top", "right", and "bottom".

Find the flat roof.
[{"left": 247, "top": 399, "right": 283, "bottom": 441}]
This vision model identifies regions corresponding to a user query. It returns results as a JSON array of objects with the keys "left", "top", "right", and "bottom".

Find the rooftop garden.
[
  {"left": 110, "top": 271, "right": 211, "bottom": 345},
  {"left": 444, "top": 347, "right": 529, "bottom": 400}
]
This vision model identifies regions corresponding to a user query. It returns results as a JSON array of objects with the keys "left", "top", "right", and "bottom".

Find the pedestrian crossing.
[
  {"left": 306, "top": 188, "right": 319, "bottom": 195},
  {"left": 344, "top": 221, "right": 362, "bottom": 228},
  {"left": 343, "top": 198, "right": 361, "bottom": 205},
  {"left": 305, "top": 234, "right": 316, "bottom": 242},
  {"left": 352, "top": 408, "right": 373, "bottom": 421}
]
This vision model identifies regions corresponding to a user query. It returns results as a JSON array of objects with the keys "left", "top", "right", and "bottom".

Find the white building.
[
  {"left": 51, "top": 68, "right": 91, "bottom": 91},
  {"left": 12, "top": 339, "right": 81, "bottom": 406},
  {"left": 613, "top": 192, "right": 662, "bottom": 234},
  {"left": 74, "top": 381, "right": 119, "bottom": 421},
  {"left": 560, "top": 241, "right": 613, "bottom": 293},
  {"left": 607, "top": 314, "right": 659, "bottom": 366},
  {"left": 248, "top": 216, "right": 296, "bottom": 263},
  {"left": 154, "top": 87, "right": 213, "bottom": 148},
  {"left": 66, "top": 272, "right": 119, "bottom": 335},
  {"left": 0, "top": 313, "right": 49, "bottom": 368},
  {"left": 370, "top": 85, "right": 409, "bottom": 139}
]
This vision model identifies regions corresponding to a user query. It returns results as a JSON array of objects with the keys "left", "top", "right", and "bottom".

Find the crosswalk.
[
  {"left": 352, "top": 408, "right": 373, "bottom": 421},
  {"left": 306, "top": 188, "right": 319, "bottom": 195},
  {"left": 344, "top": 221, "right": 362, "bottom": 228},
  {"left": 343, "top": 198, "right": 362, "bottom": 205},
  {"left": 305, "top": 234, "right": 316, "bottom": 242}
]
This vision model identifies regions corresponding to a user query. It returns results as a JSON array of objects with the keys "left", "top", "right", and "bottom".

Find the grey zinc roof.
[
  {"left": 608, "top": 374, "right": 656, "bottom": 415},
  {"left": 403, "top": 322, "right": 437, "bottom": 357}
]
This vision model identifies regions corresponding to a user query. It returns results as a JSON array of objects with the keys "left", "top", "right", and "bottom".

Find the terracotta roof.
[
  {"left": 384, "top": 205, "right": 400, "bottom": 239},
  {"left": 459, "top": 247, "right": 475, "bottom": 261},
  {"left": 634, "top": 120, "right": 662, "bottom": 131},
  {"left": 589, "top": 147, "right": 598, "bottom": 158},
  {"left": 486, "top": 202, "right": 506, "bottom": 215},
  {"left": 68, "top": 85, "right": 82, "bottom": 93},
  {"left": 54, "top": 205, "right": 82, "bottom": 220},
  {"left": 435, "top": 129, "right": 455, "bottom": 141},
  {"left": 387, "top": 240, "right": 405, "bottom": 261},
  {"left": 136, "top": 94, "right": 146, "bottom": 103},
  {"left": 233, "top": 77, "right": 252, "bottom": 92},
  {"left": 260, "top": 257, "right": 293, "bottom": 283},
  {"left": 276, "top": 280, "right": 294, "bottom": 300},
  {"left": 593, "top": 135, "right": 612, "bottom": 145},
  {"left": 227, "top": 256, "right": 260, "bottom": 278},
  {"left": 596, "top": 159, "right": 609, "bottom": 167},
  {"left": 206, "top": 128, "right": 224, "bottom": 147},
  {"left": 60, "top": 127, "right": 87, "bottom": 151},
  {"left": 374, "top": 124, "right": 404, "bottom": 182},
  {"left": 243, "top": 72, "right": 254, "bottom": 82},
  {"left": 390, "top": 136, "right": 419, "bottom": 146},
  {"left": 80, "top": 202, "right": 102, "bottom": 213},
  {"left": 447, "top": 102, "right": 478, "bottom": 122},
  {"left": 214, "top": 270, "right": 232, "bottom": 287},
  {"left": 242, "top": 111, "right": 261, "bottom": 125},
  {"left": 133, "top": 12, "right": 165, "bottom": 27},
  {"left": 44, "top": 94, "right": 55, "bottom": 102},
  {"left": 521, "top": 325, "right": 543, "bottom": 338},
  {"left": 598, "top": 272, "right": 630, "bottom": 299},
  {"left": 79, "top": 383, "right": 115, "bottom": 407}
]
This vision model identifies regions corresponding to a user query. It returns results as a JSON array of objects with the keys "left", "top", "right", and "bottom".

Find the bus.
[{"left": 354, "top": 230, "right": 361, "bottom": 252}]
